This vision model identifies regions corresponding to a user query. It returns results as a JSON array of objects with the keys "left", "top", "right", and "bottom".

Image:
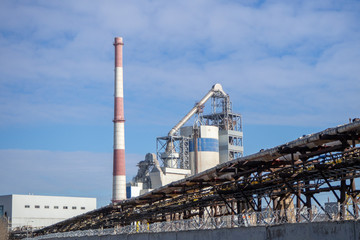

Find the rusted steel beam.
[{"left": 32, "top": 143, "right": 360, "bottom": 236}]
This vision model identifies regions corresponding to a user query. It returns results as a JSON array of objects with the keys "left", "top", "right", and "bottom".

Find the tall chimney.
[{"left": 112, "top": 37, "right": 126, "bottom": 201}]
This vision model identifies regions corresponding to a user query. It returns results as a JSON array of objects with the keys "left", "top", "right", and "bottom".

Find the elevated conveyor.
[{"left": 31, "top": 120, "right": 360, "bottom": 237}]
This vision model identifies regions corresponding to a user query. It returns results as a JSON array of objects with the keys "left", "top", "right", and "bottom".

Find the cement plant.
[{"left": 2, "top": 37, "right": 360, "bottom": 240}]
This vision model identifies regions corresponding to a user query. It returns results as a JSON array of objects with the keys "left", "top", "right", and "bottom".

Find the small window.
[
  {"left": 25, "top": 205, "right": 30, "bottom": 208},
  {"left": 35, "top": 205, "right": 40, "bottom": 209},
  {"left": 63, "top": 206, "right": 68, "bottom": 209},
  {"left": 44, "top": 206, "right": 49, "bottom": 209},
  {"left": 81, "top": 207, "right": 85, "bottom": 210},
  {"left": 72, "top": 206, "right": 76, "bottom": 210},
  {"left": 54, "top": 206, "right": 59, "bottom": 209}
]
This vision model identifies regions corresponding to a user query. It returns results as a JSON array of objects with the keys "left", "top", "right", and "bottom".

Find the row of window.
[{"left": 24, "top": 205, "right": 86, "bottom": 210}]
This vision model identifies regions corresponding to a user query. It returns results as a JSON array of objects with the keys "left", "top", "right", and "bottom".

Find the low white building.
[{"left": 0, "top": 194, "right": 96, "bottom": 229}]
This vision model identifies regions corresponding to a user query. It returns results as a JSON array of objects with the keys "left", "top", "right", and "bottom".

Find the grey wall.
[{"left": 45, "top": 220, "right": 359, "bottom": 240}]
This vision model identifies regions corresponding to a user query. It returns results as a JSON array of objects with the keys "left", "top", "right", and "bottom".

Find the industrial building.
[
  {"left": 109, "top": 37, "right": 243, "bottom": 199},
  {"left": 127, "top": 83, "right": 244, "bottom": 198},
  {"left": 0, "top": 194, "right": 96, "bottom": 230},
  {"left": 13, "top": 36, "right": 359, "bottom": 239},
  {"left": 31, "top": 120, "right": 360, "bottom": 238}
]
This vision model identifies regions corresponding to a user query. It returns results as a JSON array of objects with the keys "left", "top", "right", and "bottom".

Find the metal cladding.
[
  {"left": 190, "top": 125, "right": 220, "bottom": 174},
  {"left": 113, "top": 37, "right": 126, "bottom": 201}
]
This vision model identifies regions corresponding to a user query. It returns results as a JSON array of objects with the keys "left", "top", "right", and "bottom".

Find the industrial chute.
[
  {"left": 128, "top": 83, "right": 243, "bottom": 196},
  {"left": 168, "top": 84, "right": 228, "bottom": 137},
  {"left": 161, "top": 83, "right": 229, "bottom": 169}
]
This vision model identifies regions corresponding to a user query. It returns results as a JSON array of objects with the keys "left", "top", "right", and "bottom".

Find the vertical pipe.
[
  {"left": 305, "top": 180, "right": 312, "bottom": 220},
  {"left": 340, "top": 179, "right": 346, "bottom": 219},
  {"left": 351, "top": 135, "right": 358, "bottom": 217},
  {"left": 113, "top": 37, "right": 126, "bottom": 202},
  {"left": 296, "top": 182, "right": 301, "bottom": 222},
  {"left": 194, "top": 128, "right": 199, "bottom": 174},
  {"left": 257, "top": 172, "right": 262, "bottom": 212}
]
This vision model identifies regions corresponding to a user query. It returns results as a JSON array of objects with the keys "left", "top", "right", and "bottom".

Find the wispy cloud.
[
  {"left": 0, "top": 0, "right": 359, "bottom": 127},
  {"left": 0, "top": 0, "right": 359, "bottom": 203}
]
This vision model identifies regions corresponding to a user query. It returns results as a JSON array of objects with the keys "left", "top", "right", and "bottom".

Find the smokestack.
[{"left": 112, "top": 37, "right": 126, "bottom": 202}]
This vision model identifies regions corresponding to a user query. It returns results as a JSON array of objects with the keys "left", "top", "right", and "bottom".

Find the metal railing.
[{"left": 27, "top": 203, "right": 360, "bottom": 239}]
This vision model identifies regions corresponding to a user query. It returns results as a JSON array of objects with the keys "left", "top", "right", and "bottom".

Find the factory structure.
[
  {"left": 126, "top": 85, "right": 244, "bottom": 197},
  {"left": 109, "top": 37, "right": 243, "bottom": 198},
  {"left": 112, "top": 37, "right": 126, "bottom": 202},
  {"left": 1, "top": 37, "right": 244, "bottom": 232},
  {"left": 10, "top": 36, "right": 360, "bottom": 240}
]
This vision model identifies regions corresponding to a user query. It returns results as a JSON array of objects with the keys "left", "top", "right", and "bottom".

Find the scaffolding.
[
  {"left": 156, "top": 136, "right": 190, "bottom": 169},
  {"left": 202, "top": 94, "right": 244, "bottom": 161}
]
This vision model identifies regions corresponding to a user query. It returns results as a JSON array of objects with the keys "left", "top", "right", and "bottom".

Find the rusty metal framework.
[
  {"left": 27, "top": 206, "right": 360, "bottom": 239},
  {"left": 28, "top": 120, "right": 360, "bottom": 238}
]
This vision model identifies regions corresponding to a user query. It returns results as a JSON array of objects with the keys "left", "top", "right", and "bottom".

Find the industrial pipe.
[{"left": 168, "top": 83, "right": 227, "bottom": 136}]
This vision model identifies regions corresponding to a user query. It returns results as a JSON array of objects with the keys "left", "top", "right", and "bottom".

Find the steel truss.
[
  {"left": 28, "top": 204, "right": 360, "bottom": 240},
  {"left": 28, "top": 121, "right": 360, "bottom": 238},
  {"left": 156, "top": 136, "right": 190, "bottom": 169}
]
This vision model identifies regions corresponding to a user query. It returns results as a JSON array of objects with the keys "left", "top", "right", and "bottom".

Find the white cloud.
[
  {"left": 0, "top": 0, "right": 359, "bottom": 206},
  {"left": 0, "top": 0, "right": 359, "bottom": 127}
]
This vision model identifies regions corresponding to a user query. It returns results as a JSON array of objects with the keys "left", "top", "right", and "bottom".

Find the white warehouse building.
[{"left": 0, "top": 194, "right": 96, "bottom": 229}]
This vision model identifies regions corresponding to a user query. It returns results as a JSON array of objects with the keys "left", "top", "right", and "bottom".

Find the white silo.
[{"left": 189, "top": 125, "right": 219, "bottom": 174}]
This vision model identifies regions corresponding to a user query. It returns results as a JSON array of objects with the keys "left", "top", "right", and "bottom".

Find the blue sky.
[{"left": 0, "top": 0, "right": 359, "bottom": 207}]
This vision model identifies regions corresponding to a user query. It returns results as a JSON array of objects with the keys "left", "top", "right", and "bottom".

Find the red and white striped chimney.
[{"left": 112, "top": 37, "right": 126, "bottom": 201}]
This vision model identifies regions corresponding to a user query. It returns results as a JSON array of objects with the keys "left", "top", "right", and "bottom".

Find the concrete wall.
[{"left": 43, "top": 220, "right": 359, "bottom": 240}]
